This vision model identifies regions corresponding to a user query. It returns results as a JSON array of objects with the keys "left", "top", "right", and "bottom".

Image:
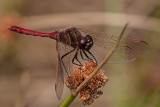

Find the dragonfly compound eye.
[
  {"left": 79, "top": 38, "right": 87, "bottom": 49},
  {"left": 79, "top": 35, "right": 93, "bottom": 50},
  {"left": 84, "top": 35, "right": 93, "bottom": 50},
  {"left": 85, "top": 35, "right": 93, "bottom": 42},
  {"left": 80, "top": 38, "right": 87, "bottom": 45},
  {"left": 85, "top": 42, "right": 93, "bottom": 50}
]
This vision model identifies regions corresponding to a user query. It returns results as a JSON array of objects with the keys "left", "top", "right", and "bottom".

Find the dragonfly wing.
[
  {"left": 77, "top": 28, "right": 150, "bottom": 64},
  {"left": 55, "top": 32, "right": 76, "bottom": 100},
  {"left": 55, "top": 41, "right": 64, "bottom": 100},
  {"left": 90, "top": 37, "right": 136, "bottom": 63},
  {"left": 110, "top": 36, "right": 150, "bottom": 54},
  {"left": 57, "top": 31, "right": 76, "bottom": 75}
]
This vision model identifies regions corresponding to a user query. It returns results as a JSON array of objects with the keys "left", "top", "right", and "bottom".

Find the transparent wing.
[
  {"left": 111, "top": 36, "right": 150, "bottom": 54},
  {"left": 58, "top": 42, "right": 75, "bottom": 76},
  {"left": 55, "top": 46, "right": 64, "bottom": 100},
  {"left": 77, "top": 28, "right": 150, "bottom": 64},
  {"left": 55, "top": 32, "right": 76, "bottom": 100}
]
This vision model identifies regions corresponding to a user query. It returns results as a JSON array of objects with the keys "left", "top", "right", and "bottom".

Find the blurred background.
[{"left": 0, "top": 0, "right": 160, "bottom": 107}]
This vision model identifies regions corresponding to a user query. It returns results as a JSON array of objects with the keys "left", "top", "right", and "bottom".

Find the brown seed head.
[{"left": 65, "top": 61, "right": 108, "bottom": 105}]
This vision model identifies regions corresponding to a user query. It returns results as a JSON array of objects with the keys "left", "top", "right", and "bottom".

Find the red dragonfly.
[{"left": 8, "top": 26, "right": 149, "bottom": 100}]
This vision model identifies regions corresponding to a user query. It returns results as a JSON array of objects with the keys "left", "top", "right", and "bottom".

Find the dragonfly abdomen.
[{"left": 8, "top": 26, "right": 57, "bottom": 40}]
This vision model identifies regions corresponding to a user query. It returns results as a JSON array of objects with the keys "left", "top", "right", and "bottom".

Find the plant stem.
[
  {"left": 60, "top": 94, "right": 76, "bottom": 107},
  {"left": 60, "top": 23, "right": 128, "bottom": 107}
]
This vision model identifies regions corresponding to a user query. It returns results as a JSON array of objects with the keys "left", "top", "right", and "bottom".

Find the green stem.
[{"left": 60, "top": 94, "right": 76, "bottom": 107}]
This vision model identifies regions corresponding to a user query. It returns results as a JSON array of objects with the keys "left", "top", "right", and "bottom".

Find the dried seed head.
[
  {"left": 65, "top": 61, "right": 108, "bottom": 105},
  {"left": 79, "top": 93, "right": 94, "bottom": 105}
]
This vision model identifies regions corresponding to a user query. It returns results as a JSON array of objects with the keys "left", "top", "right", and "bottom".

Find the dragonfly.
[{"left": 8, "top": 25, "right": 150, "bottom": 100}]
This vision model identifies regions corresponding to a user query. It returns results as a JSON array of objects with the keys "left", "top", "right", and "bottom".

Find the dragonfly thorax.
[{"left": 58, "top": 27, "right": 93, "bottom": 51}]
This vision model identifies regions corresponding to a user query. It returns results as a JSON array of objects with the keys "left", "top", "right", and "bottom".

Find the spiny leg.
[
  {"left": 80, "top": 50, "right": 93, "bottom": 62},
  {"left": 61, "top": 48, "right": 76, "bottom": 76},
  {"left": 87, "top": 50, "right": 98, "bottom": 64},
  {"left": 82, "top": 50, "right": 94, "bottom": 61},
  {"left": 72, "top": 49, "right": 83, "bottom": 66}
]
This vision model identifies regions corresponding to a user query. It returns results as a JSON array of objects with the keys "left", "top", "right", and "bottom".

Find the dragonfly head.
[{"left": 79, "top": 35, "right": 93, "bottom": 50}]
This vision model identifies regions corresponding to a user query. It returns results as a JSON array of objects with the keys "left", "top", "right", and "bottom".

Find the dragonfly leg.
[
  {"left": 87, "top": 50, "right": 98, "bottom": 64},
  {"left": 61, "top": 48, "right": 76, "bottom": 75},
  {"left": 72, "top": 49, "right": 83, "bottom": 66},
  {"left": 80, "top": 50, "right": 93, "bottom": 62}
]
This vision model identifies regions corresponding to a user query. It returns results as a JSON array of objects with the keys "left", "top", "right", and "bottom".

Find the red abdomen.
[{"left": 8, "top": 26, "right": 57, "bottom": 40}]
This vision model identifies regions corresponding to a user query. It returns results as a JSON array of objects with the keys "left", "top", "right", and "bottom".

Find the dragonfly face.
[{"left": 79, "top": 35, "right": 93, "bottom": 51}]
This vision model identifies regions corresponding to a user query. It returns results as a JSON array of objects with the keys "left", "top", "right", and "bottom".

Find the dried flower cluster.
[{"left": 66, "top": 61, "right": 108, "bottom": 105}]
